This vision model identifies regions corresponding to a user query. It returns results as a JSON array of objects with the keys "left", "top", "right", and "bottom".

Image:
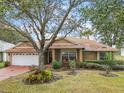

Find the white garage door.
[{"left": 12, "top": 55, "right": 39, "bottom": 66}]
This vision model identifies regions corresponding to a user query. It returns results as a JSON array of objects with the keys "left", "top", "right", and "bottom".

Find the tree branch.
[
  {"left": 43, "top": 0, "right": 77, "bottom": 52},
  {"left": 0, "top": 19, "right": 39, "bottom": 52}
]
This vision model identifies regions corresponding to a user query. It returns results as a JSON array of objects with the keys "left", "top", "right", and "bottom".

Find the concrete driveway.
[{"left": 0, "top": 66, "right": 29, "bottom": 81}]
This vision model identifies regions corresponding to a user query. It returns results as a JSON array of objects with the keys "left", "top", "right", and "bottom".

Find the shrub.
[
  {"left": 0, "top": 61, "right": 10, "bottom": 68},
  {"left": 4, "top": 61, "right": 10, "bottom": 67},
  {"left": 69, "top": 60, "right": 76, "bottom": 73},
  {"left": 24, "top": 73, "right": 41, "bottom": 84},
  {"left": 115, "top": 61, "right": 124, "bottom": 65},
  {"left": 104, "top": 65, "right": 112, "bottom": 75},
  {"left": 52, "top": 60, "right": 62, "bottom": 69},
  {"left": 85, "top": 60, "right": 122, "bottom": 66},
  {"left": 23, "top": 69, "right": 53, "bottom": 84},
  {"left": 0, "top": 62, "right": 5, "bottom": 68},
  {"left": 105, "top": 52, "right": 113, "bottom": 60},
  {"left": 29, "top": 65, "right": 38, "bottom": 71},
  {"left": 81, "top": 61, "right": 124, "bottom": 71},
  {"left": 76, "top": 62, "right": 82, "bottom": 68},
  {"left": 112, "top": 65, "right": 124, "bottom": 70},
  {"left": 41, "top": 70, "right": 53, "bottom": 82},
  {"left": 81, "top": 62, "right": 87, "bottom": 67},
  {"left": 82, "top": 62, "right": 107, "bottom": 70}
]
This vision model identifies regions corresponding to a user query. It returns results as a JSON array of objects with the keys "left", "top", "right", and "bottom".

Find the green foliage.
[
  {"left": 112, "top": 65, "right": 124, "bottom": 70},
  {"left": 76, "top": 62, "right": 83, "bottom": 68},
  {"left": 41, "top": 70, "right": 53, "bottom": 82},
  {"left": 105, "top": 52, "right": 113, "bottom": 60},
  {"left": 0, "top": 61, "right": 9, "bottom": 68},
  {"left": 114, "top": 55, "right": 124, "bottom": 61},
  {"left": 23, "top": 69, "right": 53, "bottom": 84},
  {"left": 82, "top": 61, "right": 124, "bottom": 70},
  {"left": 82, "top": 62, "right": 106, "bottom": 70},
  {"left": 0, "top": 0, "right": 84, "bottom": 71},
  {"left": 81, "top": 0, "right": 124, "bottom": 47},
  {"left": 0, "top": 29, "right": 26, "bottom": 44},
  {"left": 81, "top": 27, "right": 94, "bottom": 39},
  {"left": 4, "top": 61, "right": 10, "bottom": 67},
  {"left": 85, "top": 60, "right": 124, "bottom": 66},
  {"left": 52, "top": 60, "right": 62, "bottom": 69},
  {"left": 29, "top": 65, "right": 38, "bottom": 71},
  {"left": 69, "top": 60, "right": 76, "bottom": 70},
  {"left": 0, "top": 62, "right": 5, "bottom": 68},
  {"left": 104, "top": 65, "right": 112, "bottom": 75}
]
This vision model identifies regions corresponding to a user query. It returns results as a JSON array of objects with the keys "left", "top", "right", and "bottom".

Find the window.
[
  {"left": 100, "top": 52, "right": 106, "bottom": 60},
  {"left": 61, "top": 51, "right": 76, "bottom": 62},
  {"left": 69, "top": 52, "right": 76, "bottom": 60}
]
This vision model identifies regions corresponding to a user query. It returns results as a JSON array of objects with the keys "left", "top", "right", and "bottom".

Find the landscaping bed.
[{"left": 0, "top": 70, "right": 124, "bottom": 93}]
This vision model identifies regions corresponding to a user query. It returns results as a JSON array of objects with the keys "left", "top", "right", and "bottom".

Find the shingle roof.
[
  {"left": 64, "top": 37, "right": 117, "bottom": 51},
  {"left": 8, "top": 37, "right": 118, "bottom": 53}
]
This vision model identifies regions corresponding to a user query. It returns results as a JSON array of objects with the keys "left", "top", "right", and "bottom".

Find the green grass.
[
  {"left": 0, "top": 70, "right": 124, "bottom": 93},
  {"left": 0, "top": 62, "right": 5, "bottom": 68}
]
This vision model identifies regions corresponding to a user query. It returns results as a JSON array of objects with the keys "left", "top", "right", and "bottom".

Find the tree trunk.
[{"left": 38, "top": 52, "right": 45, "bottom": 71}]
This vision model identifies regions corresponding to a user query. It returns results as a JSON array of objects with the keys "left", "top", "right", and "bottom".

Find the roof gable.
[
  {"left": 8, "top": 37, "right": 118, "bottom": 53},
  {"left": 16, "top": 42, "right": 33, "bottom": 48},
  {"left": 53, "top": 39, "right": 77, "bottom": 45}
]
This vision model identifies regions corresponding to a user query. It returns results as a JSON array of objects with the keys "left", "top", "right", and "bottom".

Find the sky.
[{"left": 6, "top": 0, "right": 95, "bottom": 41}]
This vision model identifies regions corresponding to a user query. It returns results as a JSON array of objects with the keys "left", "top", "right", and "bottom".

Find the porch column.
[
  {"left": 97, "top": 52, "right": 100, "bottom": 61},
  {"left": 79, "top": 49, "right": 83, "bottom": 62},
  {"left": 9, "top": 53, "right": 12, "bottom": 64},
  {"left": 52, "top": 49, "right": 55, "bottom": 62}
]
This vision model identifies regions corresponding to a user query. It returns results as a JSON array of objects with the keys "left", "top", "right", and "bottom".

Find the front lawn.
[{"left": 0, "top": 70, "right": 124, "bottom": 93}]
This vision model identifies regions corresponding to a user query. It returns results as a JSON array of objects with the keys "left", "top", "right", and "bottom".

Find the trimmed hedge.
[
  {"left": 81, "top": 61, "right": 124, "bottom": 71},
  {"left": 85, "top": 60, "right": 124, "bottom": 66},
  {"left": 82, "top": 62, "right": 107, "bottom": 70},
  {"left": 112, "top": 65, "right": 124, "bottom": 70}
]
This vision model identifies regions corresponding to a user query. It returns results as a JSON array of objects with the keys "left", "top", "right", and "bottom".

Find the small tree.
[
  {"left": 69, "top": 60, "right": 76, "bottom": 73},
  {"left": 105, "top": 52, "right": 113, "bottom": 60},
  {"left": 0, "top": 0, "right": 86, "bottom": 71},
  {"left": 105, "top": 65, "right": 112, "bottom": 75}
]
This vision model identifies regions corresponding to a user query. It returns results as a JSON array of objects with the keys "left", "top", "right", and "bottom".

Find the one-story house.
[
  {"left": 8, "top": 37, "right": 117, "bottom": 66},
  {"left": 120, "top": 46, "right": 124, "bottom": 56},
  {"left": 0, "top": 40, "right": 15, "bottom": 61}
]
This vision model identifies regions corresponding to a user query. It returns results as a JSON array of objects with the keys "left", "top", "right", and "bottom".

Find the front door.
[
  {"left": 62, "top": 53, "right": 68, "bottom": 66},
  {"left": 48, "top": 51, "right": 52, "bottom": 64}
]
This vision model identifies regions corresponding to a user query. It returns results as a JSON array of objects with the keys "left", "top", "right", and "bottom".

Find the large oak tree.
[{"left": 0, "top": 0, "right": 86, "bottom": 70}]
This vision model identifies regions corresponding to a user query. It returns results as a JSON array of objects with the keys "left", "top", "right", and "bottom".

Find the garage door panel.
[{"left": 12, "top": 55, "right": 38, "bottom": 66}]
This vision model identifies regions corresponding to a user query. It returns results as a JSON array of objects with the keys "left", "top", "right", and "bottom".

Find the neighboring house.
[
  {"left": 8, "top": 37, "right": 117, "bottom": 66},
  {"left": 120, "top": 47, "right": 124, "bottom": 56},
  {"left": 0, "top": 40, "right": 15, "bottom": 61}
]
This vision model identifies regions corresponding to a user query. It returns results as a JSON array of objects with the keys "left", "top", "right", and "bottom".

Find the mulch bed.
[
  {"left": 99, "top": 72, "right": 118, "bottom": 77},
  {"left": 22, "top": 73, "right": 63, "bottom": 85}
]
